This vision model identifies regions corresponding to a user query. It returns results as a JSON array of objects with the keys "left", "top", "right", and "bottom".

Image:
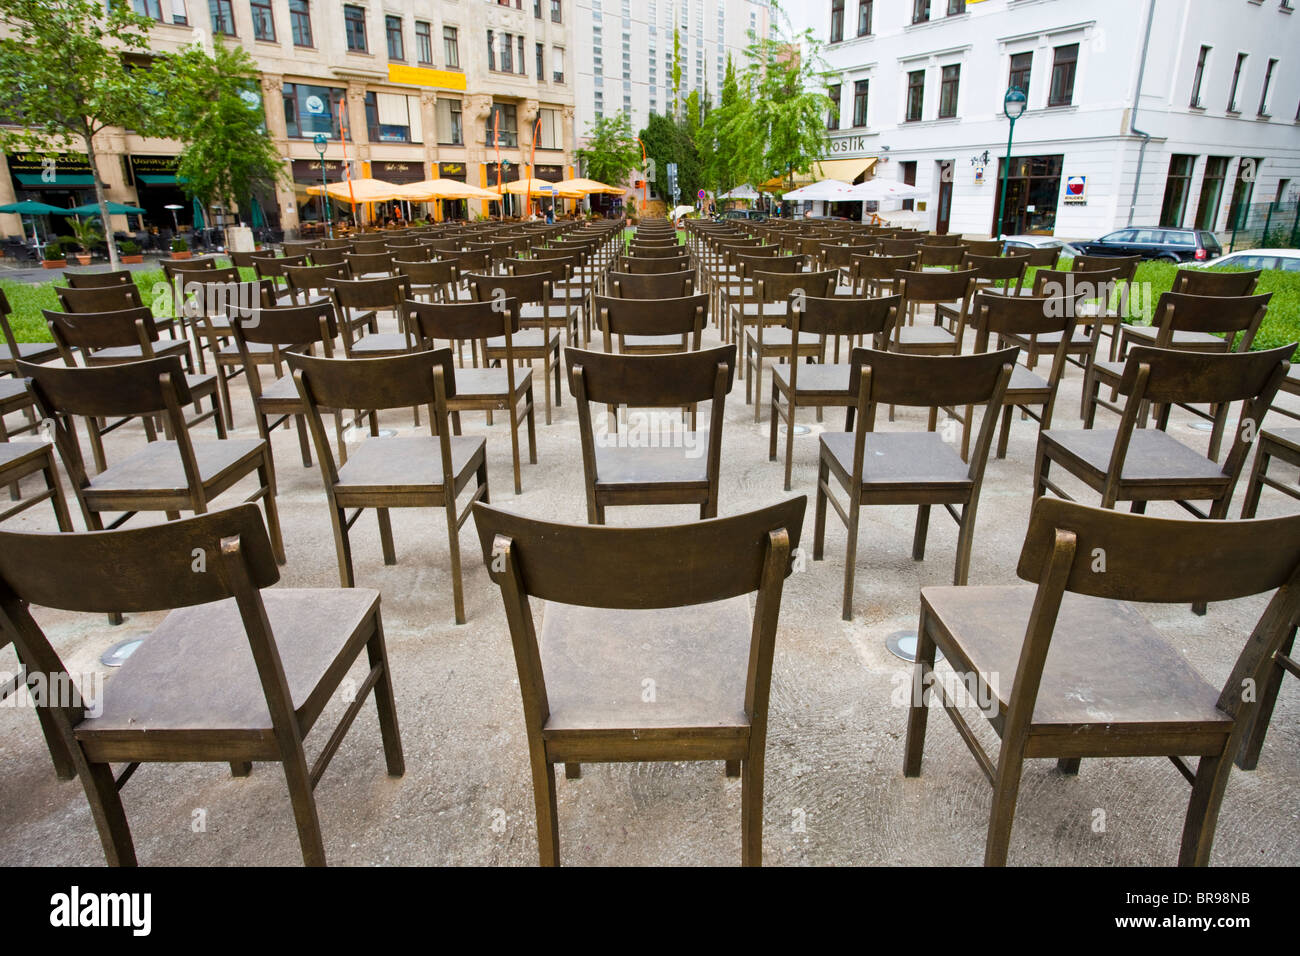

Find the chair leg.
[
  {"left": 741, "top": 752, "right": 764, "bottom": 867},
  {"left": 783, "top": 393, "right": 796, "bottom": 492},
  {"left": 81, "top": 760, "right": 138, "bottom": 866},
  {"left": 564, "top": 763, "right": 581, "bottom": 779},
  {"left": 1240, "top": 445, "right": 1269, "bottom": 518},
  {"left": 377, "top": 508, "right": 397, "bottom": 565},
  {"left": 813, "top": 455, "right": 829, "bottom": 561},
  {"left": 953, "top": 505, "right": 977, "bottom": 586},
  {"left": 768, "top": 387, "right": 780, "bottom": 463},
  {"left": 1178, "top": 749, "right": 1236, "bottom": 866},
  {"left": 281, "top": 746, "right": 327, "bottom": 867},
  {"left": 903, "top": 609, "right": 937, "bottom": 778},
  {"left": 1236, "top": 623, "right": 1295, "bottom": 771},
  {"left": 259, "top": 455, "right": 286, "bottom": 565},
  {"left": 531, "top": 755, "right": 560, "bottom": 867},
  {"left": 841, "top": 496, "right": 861, "bottom": 622},
  {"left": 367, "top": 615, "right": 406, "bottom": 777},
  {"left": 996, "top": 405, "right": 1014, "bottom": 460},
  {"left": 984, "top": 742, "right": 1028, "bottom": 866},
  {"left": 446, "top": 501, "right": 466, "bottom": 626},
  {"left": 725, "top": 760, "right": 741, "bottom": 777},
  {"left": 294, "top": 414, "right": 313, "bottom": 467},
  {"left": 330, "top": 506, "right": 356, "bottom": 588},
  {"left": 1056, "top": 757, "right": 1082, "bottom": 775},
  {"left": 230, "top": 761, "right": 252, "bottom": 777},
  {"left": 912, "top": 505, "right": 931, "bottom": 562},
  {"left": 541, "top": 356, "right": 553, "bottom": 426},
  {"left": 525, "top": 386, "right": 538, "bottom": 465}
]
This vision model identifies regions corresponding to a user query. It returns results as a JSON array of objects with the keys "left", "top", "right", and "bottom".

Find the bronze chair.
[
  {"left": 960, "top": 251, "right": 1028, "bottom": 298},
  {"left": 62, "top": 268, "right": 134, "bottom": 289},
  {"left": 503, "top": 257, "right": 582, "bottom": 347},
  {"left": 474, "top": 494, "right": 805, "bottom": 865},
  {"left": 850, "top": 252, "right": 918, "bottom": 297},
  {"left": 593, "top": 293, "right": 707, "bottom": 355},
  {"left": 289, "top": 348, "right": 489, "bottom": 624},
  {"left": 567, "top": 345, "right": 735, "bottom": 523},
  {"left": 0, "top": 431, "right": 73, "bottom": 531},
  {"left": 893, "top": 268, "right": 978, "bottom": 356},
  {"left": 738, "top": 270, "right": 837, "bottom": 415},
  {"left": 407, "top": 298, "right": 537, "bottom": 495},
  {"left": 0, "top": 289, "right": 60, "bottom": 374},
  {"left": 0, "top": 504, "right": 403, "bottom": 866},
  {"left": 1010, "top": 244, "right": 1062, "bottom": 269},
  {"left": 307, "top": 245, "right": 348, "bottom": 266},
  {"left": 250, "top": 253, "right": 309, "bottom": 302},
  {"left": 918, "top": 244, "right": 970, "bottom": 269},
  {"left": 962, "top": 238, "right": 1005, "bottom": 258},
  {"left": 769, "top": 294, "right": 901, "bottom": 490},
  {"left": 466, "top": 271, "right": 563, "bottom": 425},
  {"left": 20, "top": 356, "right": 285, "bottom": 569},
  {"left": 1071, "top": 253, "right": 1141, "bottom": 361},
  {"left": 330, "top": 275, "right": 416, "bottom": 358},
  {"left": 342, "top": 250, "right": 397, "bottom": 278},
  {"left": 283, "top": 261, "right": 351, "bottom": 305},
  {"left": 904, "top": 496, "right": 1300, "bottom": 865},
  {"left": 617, "top": 255, "right": 691, "bottom": 275},
  {"left": 814, "top": 347, "right": 1017, "bottom": 620}
]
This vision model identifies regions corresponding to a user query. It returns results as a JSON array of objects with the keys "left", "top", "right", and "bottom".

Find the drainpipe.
[{"left": 1126, "top": 0, "right": 1157, "bottom": 225}]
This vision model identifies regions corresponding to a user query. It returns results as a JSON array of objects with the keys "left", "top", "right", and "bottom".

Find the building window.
[
  {"left": 344, "top": 5, "right": 367, "bottom": 52},
  {"left": 1258, "top": 57, "right": 1277, "bottom": 115},
  {"left": 857, "top": 0, "right": 872, "bottom": 36},
  {"left": 553, "top": 46, "right": 565, "bottom": 83},
  {"left": 170, "top": 0, "right": 188, "bottom": 26},
  {"left": 1008, "top": 52, "right": 1032, "bottom": 99},
  {"left": 415, "top": 21, "right": 432, "bottom": 64},
  {"left": 1159, "top": 154, "right": 1195, "bottom": 227},
  {"left": 1194, "top": 156, "right": 1229, "bottom": 230},
  {"left": 518, "top": 35, "right": 526, "bottom": 75},
  {"left": 385, "top": 15, "right": 404, "bottom": 60},
  {"left": 289, "top": 0, "right": 311, "bottom": 46},
  {"left": 905, "top": 69, "right": 924, "bottom": 122},
  {"left": 938, "top": 64, "right": 959, "bottom": 118},
  {"left": 499, "top": 32, "right": 513, "bottom": 73},
  {"left": 947, "top": 0, "right": 965, "bottom": 13},
  {"left": 444, "top": 26, "right": 459, "bottom": 68},
  {"left": 133, "top": 0, "right": 163, "bottom": 20},
  {"left": 826, "top": 83, "right": 841, "bottom": 130},
  {"left": 1048, "top": 43, "right": 1078, "bottom": 107},
  {"left": 1190, "top": 45, "right": 1209, "bottom": 108},
  {"left": 537, "top": 107, "right": 561, "bottom": 149},
  {"left": 209, "top": 0, "right": 235, "bottom": 35},
  {"left": 830, "top": 0, "right": 844, "bottom": 43},
  {"left": 852, "top": 79, "right": 869, "bottom": 127},
  {"left": 534, "top": 0, "right": 541, "bottom": 17},
  {"left": 365, "top": 91, "right": 418, "bottom": 143},
  {"left": 436, "top": 97, "right": 463, "bottom": 145},
  {"left": 551, "top": 0, "right": 562, "bottom": 24},
  {"left": 1227, "top": 52, "right": 1247, "bottom": 112},
  {"left": 1226, "top": 157, "right": 1259, "bottom": 229},
  {"left": 282, "top": 82, "right": 345, "bottom": 139},
  {"left": 249, "top": 0, "right": 274, "bottom": 40},
  {"left": 487, "top": 30, "right": 495, "bottom": 71},
  {"left": 486, "top": 102, "right": 518, "bottom": 147},
  {"left": 912, "top": 0, "right": 930, "bottom": 25},
  {"left": 536, "top": 43, "right": 544, "bottom": 81}
]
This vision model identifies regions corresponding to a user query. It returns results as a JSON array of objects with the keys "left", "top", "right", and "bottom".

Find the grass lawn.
[{"left": 3, "top": 258, "right": 1296, "bottom": 359}]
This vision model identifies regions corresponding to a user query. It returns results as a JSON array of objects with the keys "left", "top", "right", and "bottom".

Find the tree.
[
  {"left": 575, "top": 112, "right": 641, "bottom": 186},
  {"left": 725, "top": 1, "right": 832, "bottom": 195},
  {"left": 150, "top": 40, "right": 285, "bottom": 244},
  {"left": 0, "top": 0, "right": 165, "bottom": 267},
  {"left": 638, "top": 112, "right": 701, "bottom": 207},
  {"left": 698, "top": 55, "right": 744, "bottom": 198},
  {"left": 670, "top": 28, "right": 683, "bottom": 119}
]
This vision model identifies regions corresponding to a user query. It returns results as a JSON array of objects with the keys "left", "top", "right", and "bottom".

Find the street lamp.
[
  {"left": 313, "top": 133, "right": 333, "bottom": 238},
  {"left": 994, "top": 86, "right": 1027, "bottom": 240}
]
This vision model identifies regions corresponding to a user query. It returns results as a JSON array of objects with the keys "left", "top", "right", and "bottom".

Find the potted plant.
[
  {"left": 68, "top": 218, "right": 102, "bottom": 266},
  {"left": 119, "top": 239, "right": 143, "bottom": 264},
  {"left": 170, "top": 236, "right": 191, "bottom": 260},
  {"left": 41, "top": 238, "right": 69, "bottom": 269}
]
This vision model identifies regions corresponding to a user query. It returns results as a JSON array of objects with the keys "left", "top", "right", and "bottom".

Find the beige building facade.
[{"left": 1, "top": 0, "right": 579, "bottom": 239}]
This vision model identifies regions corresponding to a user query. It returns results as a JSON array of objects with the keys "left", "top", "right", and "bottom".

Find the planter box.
[
  {"left": 170, "top": 250, "right": 192, "bottom": 260},
  {"left": 42, "top": 259, "right": 66, "bottom": 269},
  {"left": 74, "top": 254, "right": 91, "bottom": 266},
  {"left": 121, "top": 255, "right": 143, "bottom": 264}
]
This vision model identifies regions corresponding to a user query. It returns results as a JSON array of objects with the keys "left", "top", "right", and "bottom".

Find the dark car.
[
  {"left": 1074, "top": 226, "right": 1222, "bottom": 263},
  {"left": 721, "top": 209, "right": 767, "bottom": 221}
]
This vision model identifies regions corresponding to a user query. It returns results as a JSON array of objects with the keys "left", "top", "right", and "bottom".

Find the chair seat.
[
  {"left": 335, "top": 435, "right": 484, "bottom": 493},
  {"left": 745, "top": 327, "right": 824, "bottom": 349},
  {"left": 822, "top": 431, "right": 972, "bottom": 492},
  {"left": 259, "top": 374, "right": 301, "bottom": 405},
  {"left": 349, "top": 333, "right": 412, "bottom": 356},
  {"left": 484, "top": 328, "right": 561, "bottom": 352},
  {"left": 594, "top": 442, "right": 709, "bottom": 487},
  {"left": 217, "top": 341, "right": 275, "bottom": 360},
  {"left": 729, "top": 302, "right": 789, "bottom": 320},
  {"left": 1006, "top": 364, "right": 1050, "bottom": 394},
  {"left": 0, "top": 342, "right": 60, "bottom": 365},
  {"left": 0, "top": 377, "right": 30, "bottom": 406},
  {"left": 538, "top": 597, "right": 752, "bottom": 735},
  {"left": 619, "top": 333, "right": 692, "bottom": 350},
  {"left": 1040, "top": 428, "right": 1225, "bottom": 485},
  {"left": 921, "top": 585, "right": 1230, "bottom": 735},
  {"left": 0, "top": 440, "right": 48, "bottom": 470},
  {"left": 1121, "top": 325, "right": 1227, "bottom": 349},
  {"left": 1260, "top": 426, "right": 1300, "bottom": 456},
  {"left": 1005, "top": 328, "right": 1092, "bottom": 349},
  {"left": 87, "top": 438, "right": 266, "bottom": 494},
  {"left": 92, "top": 337, "right": 189, "bottom": 363},
  {"left": 184, "top": 372, "right": 218, "bottom": 395},
  {"left": 454, "top": 366, "right": 530, "bottom": 400},
  {"left": 75, "top": 589, "right": 378, "bottom": 749},
  {"left": 520, "top": 304, "right": 576, "bottom": 323},
  {"left": 773, "top": 362, "right": 852, "bottom": 397},
  {"left": 1089, "top": 359, "right": 1125, "bottom": 383},
  {"left": 895, "top": 325, "right": 956, "bottom": 347}
]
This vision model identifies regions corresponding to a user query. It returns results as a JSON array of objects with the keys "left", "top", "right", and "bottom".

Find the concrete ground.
[{"left": 0, "top": 304, "right": 1296, "bottom": 867}]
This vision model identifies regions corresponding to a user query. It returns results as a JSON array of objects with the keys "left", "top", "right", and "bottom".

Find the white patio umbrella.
[
  {"left": 844, "top": 179, "right": 928, "bottom": 201},
  {"left": 780, "top": 179, "right": 855, "bottom": 201},
  {"left": 719, "top": 184, "right": 759, "bottom": 200}
]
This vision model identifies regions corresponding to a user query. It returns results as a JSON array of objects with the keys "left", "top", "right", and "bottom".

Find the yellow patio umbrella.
[
  {"left": 305, "top": 178, "right": 409, "bottom": 205},
  {"left": 399, "top": 179, "right": 501, "bottom": 201},
  {"left": 495, "top": 177, "right": 584, "bottom": 199},
  {"left": 559, "top": 177, "right": 626, "bottom": 195}
]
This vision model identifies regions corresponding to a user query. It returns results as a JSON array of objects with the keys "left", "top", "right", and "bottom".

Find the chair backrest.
[
  {"left": 230, "top": 298, "right": 339, "bottom": 348},
  {"left": 754, "top": 269, "right": 836, "bottom": 304},
  {"left": 284, "top": 261, "right": 351, "bottom": 298},
  {"left": 159, "top": 256, "right": 220, "bottom": 281},
  {"left": 918, "top": 244, "right": 969, "bottom": 268},
  {"left": 343, "top": 250, "right": 397, "bottom": 276},
  {"left": 619, "top": 255, "right": 691, "bottom": 275},
  {"left": 1149, "top": 292, "right": 1272, "bottom": 350},
  {"left": 1030, "top": 267, "right": 1123, "bottom": 302},
  {"left": 19, "top": 354, "right": 192, "bottom": 421},
  {"left": 1173, "top": 269, "right": 1261, "bottom": 297},
  {"left": 792, "top": 293, "right": 900, "bottom": 340},
  {"left": 446, "top": 249, "right": 491, "bottom": 275},
  {"left": 505, "top": 257, "right": 570, "bottom": 283},
  {"left": 567, "top": 344, "right": 736, "bottom": 408},
  {"left": 1013, "top": 496, "right": 1300, "bottom": 722},
  {"left": 608, "top": 270, "right": 694, "bottom": 298},
  {"left": 394, "top": 258, "right": 456, "bottom": 288},
  {"left": 879, "top": 237, "right": 925, "bottom": 256},
  {"left": 330, "top": 274, "right": 411, "bottom": 312},
  {"left": 250, "top": 253, "right": 309, "bottom": 279},
  {"left": 43, "top": 306, "right": 162, "bottom": 355},
  {"left": 307, "top": 246, "right": 348, "bottom": 266},
  {"left": 851, "top": 252, "right": 919, "bottom": 285},
  {"left": 406, "top": 297, "right": 521, "bottom": 345},
  {"left": 921, "top": 234, "right": 964, "bottom": 246},
  {"left": 1073, "top": 253, "right": 1140, "bottom": 283},
  {"left": 384, "top": 242, "right": 435, "bottom": 262},
  {"left": 54, "top": 283, "right": 143, "bottom": 314},
  {"left": 897, "top": 268, "right": 978, "bottom": 306},
  {"left": 466, "top": 271, "right": 550, "bottom": 307},
  {"left": 62, "top": 269, "right": 134, "bottom": 289},
  {"left": 962, "top": 239, "right": 1005, "bottom": 258},
  {"left": 593, "top": 293, "right": 708, "bottom": 346},
  {"left": 962, "top": 252, "right": 1029, "bottom": 286},
  {"left": 739, "top": 253, "right": 801, "bottom": 276},
  {"left": 227, "top": 249, "right": 263, "bottom": 269},
  {"left": 972, "top": 290, "right": 1084, "bottom": 342},
  {"left": 627, "top": 244, "right": 688, "bottom": 260}
]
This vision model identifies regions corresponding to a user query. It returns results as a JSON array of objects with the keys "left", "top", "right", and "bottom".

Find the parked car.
[
  {"left": 1001, "top": 235, "right": 1082, "bottom": 257},
  {"left": 1197, "top": 248, "right": 1300, "bottom": 272},
  {"left": 721, "top": 209, "right": 767, "bottom": 221},
  {"left": 1073, "top": 226, "right": 1222, "bottom": 263}
]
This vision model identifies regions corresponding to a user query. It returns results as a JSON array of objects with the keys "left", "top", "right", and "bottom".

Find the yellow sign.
[{"left": 387, "top": 64, "right": 467, "bottom": 91}]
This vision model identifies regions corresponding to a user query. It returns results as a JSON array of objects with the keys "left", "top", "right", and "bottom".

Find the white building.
[
  {"left": 573, "top": 0, "right": 773, "bottom": 148},
  {"left": 789, "top": 0, "right": 1300, "bottom": 241}
]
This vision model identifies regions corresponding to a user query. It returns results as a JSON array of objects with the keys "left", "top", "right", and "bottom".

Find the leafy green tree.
[
  {"left": 0, "top": 0, "right": 165, "bottom": 267},
  {"left": 575, "top": 111, "right": 641, "bottom": 186},
  {"left": 725, "top": 1, "right": 832, "bottom": 194},
  {"left": 671, "top": 29, "right": 683, "bottom": 119},
  {"left": 150, "top": 40, "right": 285, "bottom": 243},
  {"left": 639, "top": 112, "right": 702, "bottom": 207},
  {"left": 698, "top": 54, "right": 744, "bottom": 198}
]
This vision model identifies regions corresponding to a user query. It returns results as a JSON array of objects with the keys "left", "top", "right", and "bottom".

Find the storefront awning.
[
  {"left": 13, "top": 172, "right": 95, "bottom": 187},
  {"left": 136, "top": 173, "right": 187, "bottom": 186},
  {"left": 759, "top": 158, "right": 877, "bottom": 192}
]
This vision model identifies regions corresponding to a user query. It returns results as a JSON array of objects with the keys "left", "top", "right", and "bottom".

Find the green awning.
[
  {"left": 14, "top": 172, "right": 95, "bottom": 186},
  {"left": 137, "top": 173, "right": 187, "bottom": 185}
]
